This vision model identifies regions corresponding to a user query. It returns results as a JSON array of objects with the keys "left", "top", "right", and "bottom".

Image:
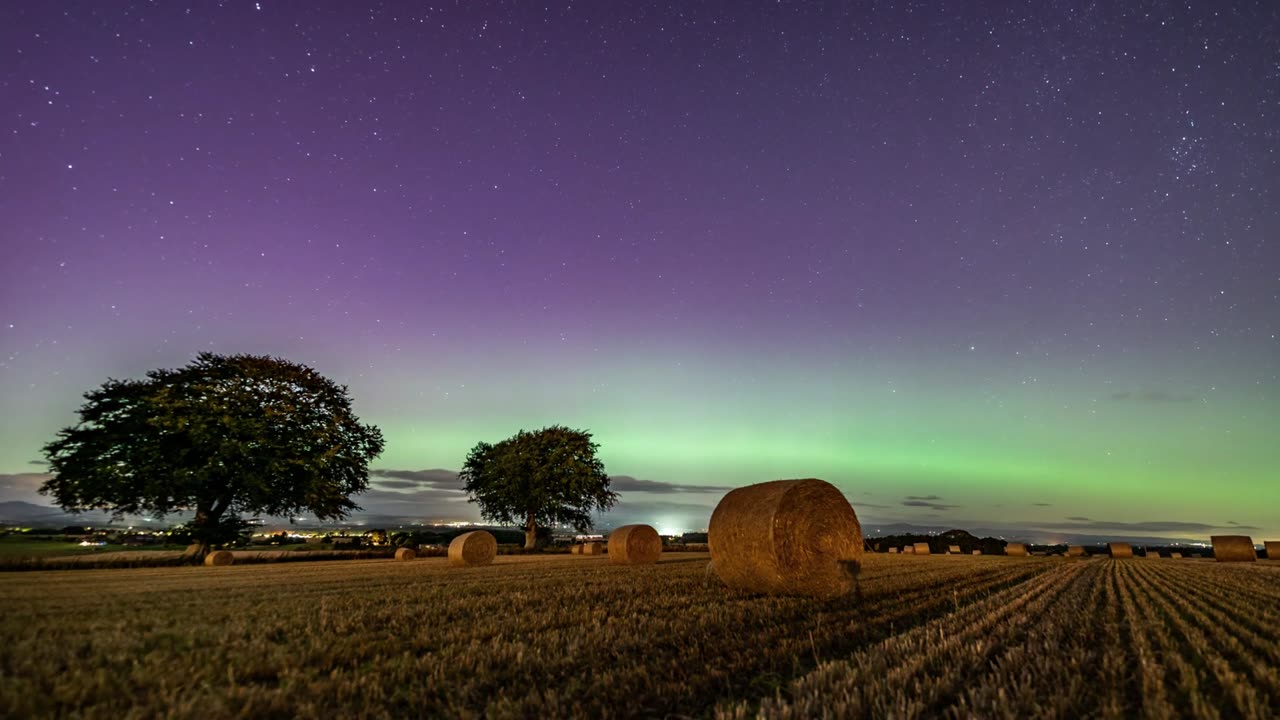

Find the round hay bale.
[
  {"left": 971, "top": 549, "right": 982, "bottom": 555},
  {"left": 1211, "top": 535, "right": 1257, "bottom": 563},
  {"left": 582, "top": 541, "right": 605, "bottom": 556},
  {"left": 913, "top": 542, "right": 932, "bottom": 556},
  {"left": 903, "top": 545, "right": 915, "bottom": 554},
  {"left": 394, "top": 547, "right": 417, "bottom": 561},
  {"left": 1264, "top": 541, "right": 1280, "bottom": 560},
  {"left": 1171, "top": 552, "right": 1183, "bottom": 559},
  {"left": 204, "top": 550, "right": 234, "bottom": 566},
  {"left": 1005, "top": 543, "right": 1028, "bottom": 557},
  {"left": 609, "top": 524, "right": 662, "bottom": 565},
  {"left": 708, "top": 478, "right": 862, "bottom": 598},
  {"left": 948, "top": 545, "right": 961, "bottom": 554},
  {"left": 570, "top": 543, "right": 582, "bottom": 555},
  {"left": 448, "top": 530, "right": 496, "bottom": 567},
  {"left": 1108, "top": 542, "right": 1133, "bottom": 558},
  {"left": 887, "top": 547, "right": 898, "bottom": 554},
  {"left": 1066, "top": 546, "right": 1087, "bottom": 557}
]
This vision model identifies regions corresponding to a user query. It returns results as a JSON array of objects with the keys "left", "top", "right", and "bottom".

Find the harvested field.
[{"left": 2, "top": 554, "right": 1278, "bottom": 719}]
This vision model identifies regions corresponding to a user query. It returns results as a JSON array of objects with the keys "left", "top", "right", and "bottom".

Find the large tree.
[
  {"left": 40, "top": 352, "right": 385, "bottom": 559},
  {"left": 459, "top": 426, "right": 617, "bottom": 550}
]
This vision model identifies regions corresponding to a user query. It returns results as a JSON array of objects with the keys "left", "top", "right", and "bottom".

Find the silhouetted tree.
[
  {"left": 459, "top": 426, "right": 617, "bottom": 550},
  {"left": 40, "top": 352, "right": 384, "bottom": 561}
]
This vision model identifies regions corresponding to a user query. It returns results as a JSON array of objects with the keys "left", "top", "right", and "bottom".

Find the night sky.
[{"left": 2, "top": 1, "right": 1277, "bottom": 540}]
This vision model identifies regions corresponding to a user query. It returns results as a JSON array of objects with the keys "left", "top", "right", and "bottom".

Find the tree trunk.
[
  {"left": 188, "top": 501, "right": 223, "bottom": 564},
  {"left": 181, "top": 540, "right": 210, "bottom": 563},
  {"left": 524, "top": 513, "right": 538, "bottom": 551}
]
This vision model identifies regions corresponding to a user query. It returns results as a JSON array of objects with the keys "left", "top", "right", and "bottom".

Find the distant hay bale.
[
  {"left": 1171, "top": 552, "right": 1182, "bottom": 559},
  {"left": 1146, "top": 551, "right": 1162, "bottom": 559},
  {"left": 887, "top": 547, "right": 898, "bottom": 554},
  {"left": 948, "top": 545, "right": 961, "bottom": 554},
  {"left": 971, "top": 549, "right": 982, "bottom": 555},
  {"left": 1005, "top": 543, "right": 1028, "bottom": 557},
  {"left": 1066, "top": 546, "right": 1087, "bottom": 557},
  {"left": 570, "top": 543, "right": 582, "bottom": 555},
  {"left": 1211, "top": 535, "right": 1257, "bottom": 563},
  {"left": 913, "top": 542, "right": 931, "bottom": 555},
  {"left": 582, "top": 541, "right": 605, "bottom": 556},
  {"left": 609, "top": 524, "right": 662, "bottom": 565},
  {"left": 1108, "top": 542, "right": 1133, "bottom": 558},
  {"left": 707, "top": 478, "right": 862, "bottom": 598},
  {"left": 1264, "top": 541, "right": 1280, "bottom": 560},
  {"left": 394, "top": 547, "right": 417, "bottom": 561},
  {"left": 204, "top": 550, "right": 234, "bottom": 566},
  {"left": 448, "top": 531, "right": 497, "bottom": 567},
  {"left": 903, "top": 545, "right": 915, "bottom": 554}
]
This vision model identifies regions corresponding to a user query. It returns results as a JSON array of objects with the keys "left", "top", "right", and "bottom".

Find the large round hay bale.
[
  {"left": 582, "top": 541, "right": 605, "bottom": 556},
  {"left": 1005, "top": 543, "right": 1028, "bottom": 557},
  {"left": 1108, "top": 542, "right": 1133, "bottom": 558},
  {"left": 948, "top": 545, "right": 961, "bottom": 554},
  {"left": 609, "top": 524, "right": 662, "bottom": 565},
  {"left": 394, "top": 547, "right": 417, "bottom": 561},
  {"left": 448, "top": 531, "right": 496, "bottom": 567},
  {"left": 913, "top": 542, "right": 931, "bottom": 555},
  {"left": 708, "top": 478, "right": 862, "bottom": 598},
  {"left": 1211, "top": 535, "right": 1257, "bottom": 563},
  {"left": 1264, "top": 541, "right": 1280, "bottom": 560},
  {"left": 204, "top": 550, "right": 234, "bottom": 566},
  {"left": 570, "top": 543, "right": 582, "bottom": 555},
  {"left": 1066, "top": 546, "right": 1087, "bottom": 557}
]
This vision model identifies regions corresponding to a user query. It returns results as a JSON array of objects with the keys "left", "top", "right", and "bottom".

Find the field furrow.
[{"left": 714, "top": 561, "right": 1087, "bottom": 719}]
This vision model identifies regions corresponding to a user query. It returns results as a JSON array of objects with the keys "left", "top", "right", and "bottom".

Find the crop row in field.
[{"left": 1, "top": 554, "right": 1277, "bottom": 718}]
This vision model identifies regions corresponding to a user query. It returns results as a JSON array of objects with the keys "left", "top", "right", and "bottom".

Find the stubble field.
[{"left": 1, "top": 553, "right": 1278, "bottom": 719}]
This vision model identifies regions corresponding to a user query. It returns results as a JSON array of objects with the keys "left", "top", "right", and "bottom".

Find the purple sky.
[{"left": 1, "top": 2, "right": 1277, "bottom": 539}]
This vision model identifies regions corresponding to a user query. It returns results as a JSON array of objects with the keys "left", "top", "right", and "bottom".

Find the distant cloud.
[
  {"left": 0, "top": 473, "right": 53, "bottom": 503},
  {"left": 28, "top": 460, "right": 47, "bottom": 466},
  {"left": 608, "top": 476, "right": 732, "bottom": 493},
  {"left": 369, "top": 468, "right": 463, "bottom": 491},
  {"left": 1032, "top": 503, "right": 1052, "bottom": 507},
  {"left": 1109, "top": 390, "right": 1195, "bottom": 404},
  {"left": 1043, "top": 519, "right": 1259, "bottom": 532},
  {"left": 902, "top": 495, "right": 957, "bottom": 511},
  {"left": 1066, "top": 516, "right": 1091, "bottom": 522}
]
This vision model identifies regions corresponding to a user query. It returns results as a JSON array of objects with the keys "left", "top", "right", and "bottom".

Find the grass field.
[
  {"left": 0, "top": 536, "right": 192, "bottom": 558},
  {"left": 1, "top": 553, "right": 1277, "bottom": 718}
]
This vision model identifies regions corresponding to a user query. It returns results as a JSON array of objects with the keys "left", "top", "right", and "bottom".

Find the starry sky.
[{"left": 1, "top": 1, "right": 1277, "bottom": 541}]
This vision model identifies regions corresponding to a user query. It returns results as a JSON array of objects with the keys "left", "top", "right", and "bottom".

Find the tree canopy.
[
  {"left": 459, "top": 426, "right": 617, "bottom": 549},
  {"left": 40, "top": 352, "right": 385, "bottom": 557}
]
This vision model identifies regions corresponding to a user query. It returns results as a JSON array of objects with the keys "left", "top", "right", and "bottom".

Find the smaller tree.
[{"left": 459, "top": 426, "right": 617, "bottom": 550}]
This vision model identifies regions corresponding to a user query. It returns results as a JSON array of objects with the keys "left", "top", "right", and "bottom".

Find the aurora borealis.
[{"left": 1, "top": 2, "right": 1277, "bottom": 540}]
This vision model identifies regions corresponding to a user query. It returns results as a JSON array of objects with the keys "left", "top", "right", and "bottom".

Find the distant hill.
[{"left": 863, "top": 521, "right": 1208, "bottom": 548}]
